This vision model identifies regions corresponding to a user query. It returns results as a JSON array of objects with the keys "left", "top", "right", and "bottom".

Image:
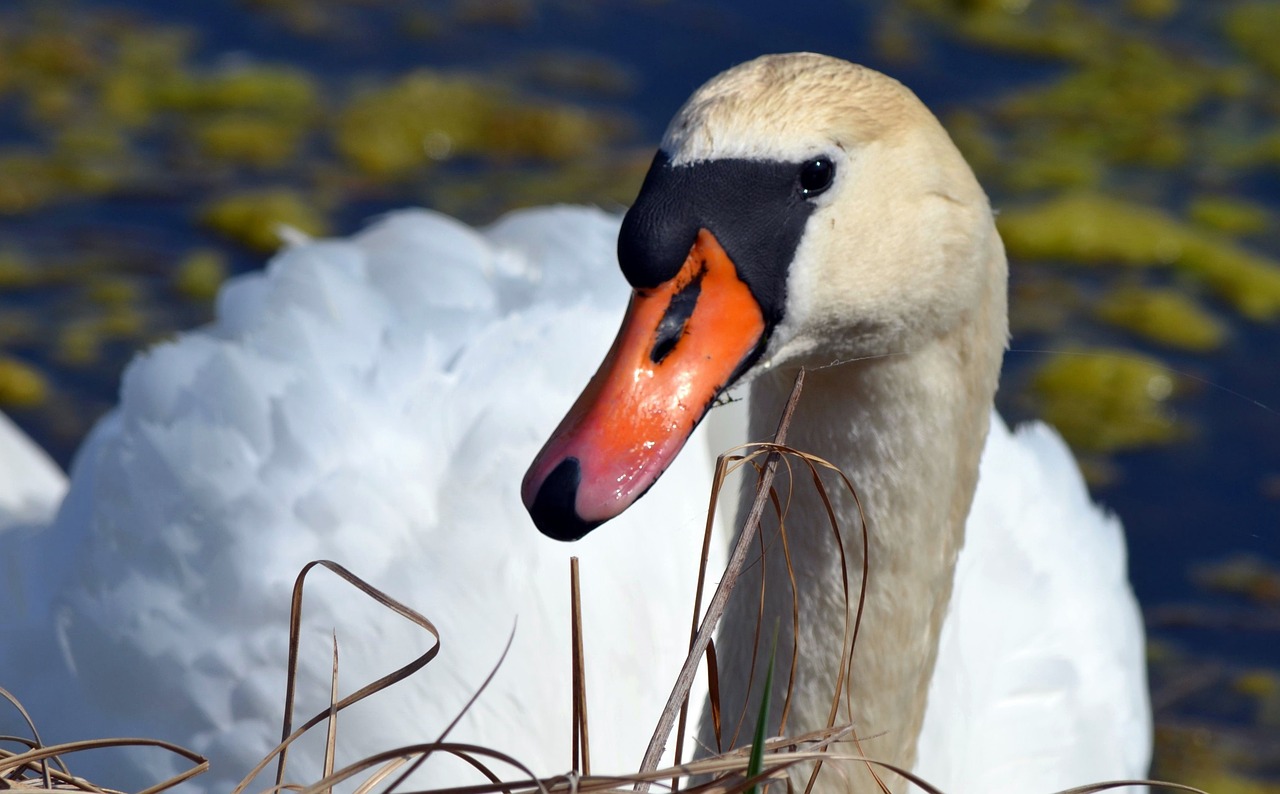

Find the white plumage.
[
  {"left": 1, "top": 207, "right": 726, "bottom": 792},
  {"left": 0, "top": 411, "right": 65, "bottom": 536},
  {"left": 917, "top": 416, "right": 1150, "bottom": 792},
  {"left": 0, "top": 164, "right": 1148, "bottom": 794}
]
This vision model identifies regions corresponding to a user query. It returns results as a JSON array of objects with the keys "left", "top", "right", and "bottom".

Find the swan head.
[{"left": 523, "top": 53, "right": 1005, "bottom": 541}]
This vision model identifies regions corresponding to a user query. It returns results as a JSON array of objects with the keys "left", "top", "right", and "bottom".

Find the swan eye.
[{"left": 798, "top": 158, "right": 835, "bottom": 197}]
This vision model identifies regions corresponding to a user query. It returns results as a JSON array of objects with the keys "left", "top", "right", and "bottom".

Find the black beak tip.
[{"left": 527, "top": 457, "right": 602, "bottom": 542}]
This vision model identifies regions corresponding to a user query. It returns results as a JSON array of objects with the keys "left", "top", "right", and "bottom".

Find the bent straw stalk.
[{"left": 638, "top": 370, "right": 806, "bottom": 782}]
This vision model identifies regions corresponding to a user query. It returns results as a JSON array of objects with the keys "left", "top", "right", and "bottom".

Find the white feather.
[
  {"left": 916, "top": 415, "right": 1151, "bottom": 793},
  {"left": 1, "top": 207, "right": 725, "bottom": 792},
  {"left": 0, "top": 204, "right": 1147, "bottom": 794}
]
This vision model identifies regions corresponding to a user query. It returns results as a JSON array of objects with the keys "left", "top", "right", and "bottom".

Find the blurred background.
[{"left": 0, "top": 0, "right": 1276, "bottom": 788}]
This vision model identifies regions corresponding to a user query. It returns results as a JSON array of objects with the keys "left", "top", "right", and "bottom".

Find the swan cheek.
[{"left": 522, "top": 229, "right": 766, "bottom": 541}]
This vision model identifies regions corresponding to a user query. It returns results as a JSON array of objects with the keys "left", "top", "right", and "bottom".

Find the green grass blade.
[{"left": 747, "top": 624, "right": 779, "bottom": 794}]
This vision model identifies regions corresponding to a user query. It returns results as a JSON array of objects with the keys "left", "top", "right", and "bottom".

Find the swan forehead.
[{"left": 661, "top": 53, "right": 925, "bottom": 164}]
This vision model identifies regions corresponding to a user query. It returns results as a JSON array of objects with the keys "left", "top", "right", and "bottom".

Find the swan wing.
[
  {"left": 5, "top": 207, "right": 718, "bottom": 791},
  {"left": 0, "top": 410, "right": 66, "bottom": 535},
  {"left": 915, "top": 413, "right": 1151, "bottom": 794}
]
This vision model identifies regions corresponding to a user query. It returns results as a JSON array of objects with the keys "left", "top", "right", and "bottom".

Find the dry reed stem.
[
  {"left": 637, "top": 370, "right": 806, "bottom": 781},
  {"left": 671, "top": 449, "right": 735, "bottom": 788},
  {"left": 1, "top": 682, "right": 206, "bottom": 793},
  {"left": 233, "top": 559, "right": 443, "bottom": 794},
  {"left": 280, "top": 713, "right": 1210, "bottom": 794},
  {"left": 323, "top": 632, "right": 340, "bottom": 793},
  {"left": 0, "top": 367, "right": 1216, "bottom": 794},
  {"left": 571, "top": 557, "right": 591, "bottom": 775},
  {"left": 688, "top": 439, "right": 880, "bottom": 793},
  {"left": 371, "top": 620, "right": 518, "bottom": 792},
  {"left": 0, "top": 737, "right": 207, "bottom": 794},
  {"left": 635, "top": 366, "right": 884, "bottom": 794}
]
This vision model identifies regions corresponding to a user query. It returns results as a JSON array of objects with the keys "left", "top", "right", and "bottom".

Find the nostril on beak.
[{"left": 526, "top": 458, "right": 602, "bottom": 542}]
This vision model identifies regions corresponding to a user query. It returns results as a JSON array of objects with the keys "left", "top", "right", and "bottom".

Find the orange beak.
[{"left": 522, "top": 229, "right": 766, "bottom": 540}]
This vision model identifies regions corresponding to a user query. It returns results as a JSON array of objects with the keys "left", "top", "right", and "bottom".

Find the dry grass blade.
[
  {"left": 769, "top": 487, "right": 800, "bottom": 739},
  {"left": 570, "top": 557, "right": 591, "bottom": 775},
  {"left": 230, "top": 555, "right": 524, "bottom": 788},
  {"left": 710, "top": 471, "right": 789, "bottom": 753},
  {"left": 377, "top": 627, "right": 520, "bottom": 793},
  {"left": 326, "top": 725, "right": 868, "bottom": 794},
  {"left": 638, "top": 369, "right": 806, "bottom": 781},
  {"left": 2, "top": 686, "right": 58, "bottom": 789},
  {"left": 0, "top": 737, "right": 208, "bottom": 794},
  {"left": 782, "top": 448, "right": 879, "bottom": 794},
  {"left": 630, "top": 367, "right": 885, "bottom": 794},
  {"left": 688, "top": 438, "right": 879, "bottom": 794},
  {"left": 324, "top": 632, "right": 340, "bottom": 793},
  {"left": 230, "top": 560, "right": 441, "bottom": 794},
  {"left": 352, "top": 756, "right": 413, "bottom": 794},
  {"left": 2, "top": 670, "right": 205, "bottom": 793},
  {"left": 292, "top": 742, "right": 551, "bottom": 794},
  {"left": 704, "top": 640, "right": 721, "bottom": 755},
  {"left": 635, "top": 404, "right": 1188, "bottom": 794},
  {"left": 722, "top": 480, "right": 769, "bottom": 752},
  {"left": 672, "top": 450, "right": 736, "bottom": 789},
  {"left": 1055, "top": 784, "right": 1212, "bottom": 794},
  {"left": 356, "top": 739, "right": 1212, "bottom": 794}
]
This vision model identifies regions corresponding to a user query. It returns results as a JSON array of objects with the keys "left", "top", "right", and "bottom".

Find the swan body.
[
  {"left": 918, "top": 416, "right": 1150, "bottom": 792},
  {"left": 0, "top": 207, "right": 728, "bottom": 792},
  {"left": 0, "top": 411, "right": 66, "bottom": 537},
  {"left": 0, "top": 410, "right": 67, "bottom": 616},
  {"left": 0, "top": 52, "right": 1149, "bottom": 794},
  {"left": 524, "top": 53, "right": 1151, "bottom": 793},
  {"left": 0, "top": 409, "right": 67, "bottom": 658}
]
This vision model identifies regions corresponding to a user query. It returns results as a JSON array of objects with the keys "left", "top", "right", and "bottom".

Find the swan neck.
[{"left": 711, "top": 293, "right": 1004, "bottom": 792}]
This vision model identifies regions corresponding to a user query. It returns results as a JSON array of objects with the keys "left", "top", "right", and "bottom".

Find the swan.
[
  {"left": 0, "top": 51, "right": 1147, "bottom": 794},
  {"left": 523, "top": 53, "right": 1151, "bottom": 793},
  {"left": 0, "top": 409, "right": 67, "bottom": 640},
  {"left": 0, "top": 208, "right": 732, "bottom": 791},
  {"left": 0, "top": 409, "right": 66, "bottom": 541}
]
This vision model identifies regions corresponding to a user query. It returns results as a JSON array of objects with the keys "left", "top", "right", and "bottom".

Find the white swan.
[
  {"left": 0, "top": 409, "right": 67, "bottom": 652},
  {"left": 0, "top": 52, "right": 1148, "bottom": 794},
  {"left": 523, "top": 53, "right": 1151, "bottom": 793},
  {"left": 0, "top": 411, "right": 66, "bottom": 537},
  {"left": 0, "top": 208, "right": 730, "bottom": 791}
]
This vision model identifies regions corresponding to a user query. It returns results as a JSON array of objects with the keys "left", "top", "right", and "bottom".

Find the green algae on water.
[
  {"left": 999, "top": 193, "right": 1280, "bottom": 321},
  {"left": 1153, "top": 718, "right": 1280, "bottom": 794},
  {"left": 994, "top": 40, "right": 1212, "bottom": 173},
  {"left": 0, "top": 248, "right": 40, "bottom": 288},
  {"left": 1126, "top": 0, "right": 1178, "bottom": 22},
  {"left": 522, "top": 51, "right": 637, "bottom": 97},
  {"left": 86, "top": 275, "right": 143, "bottom": 308},
  {"left": 200, "top": 188, "right": 329, "bottom": 252},
  {"left": 1188, "top": 196, "right": 1271, "bottom": 236},
  {"left": 1030, "top": 348, "right": 1183, "bottom": 453},
  {"left": 0, "top": 150, "right": 60, "bottom": 214},
  {"left": 194, "top": 114, "right": 308, "bottom": 170},
  {"left": 56, "top": 321, "right": 101, "bottom": 367},
  {"left": 1224, "top": 2, "right": 1280, "bottom": 79},
  {"left": 0, "top": 356, "right": 49, "bottom": 408},
  {"left": 426, "top": 153, "right": 651, "bottom": 220},
  {"left": 99, "top": 305, "right": 146, "bottom": 339},
  {"left": 51, "top": 125, "right": 140, "bottom": 196},
  {"left": 1194, "top": 553, "right": 1280, "bottom": 603},
  {"left": 173, "top": 249, "right": 229, "bottom": 302},
  {"left": 901, "top": 0, "right": 1107, "bottom": 61},
  {"left": 1233, "top": 669, "right": 1280, "bottom": 729},
  {"left": 157, "top": 65, "right": 319, "bottom": 117},
  {"left": 1095, "top": 285, "right": 1227, "bottom": 352},
  {"left": 334, "top": 70, "right": 616, "bottom": 180}
]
